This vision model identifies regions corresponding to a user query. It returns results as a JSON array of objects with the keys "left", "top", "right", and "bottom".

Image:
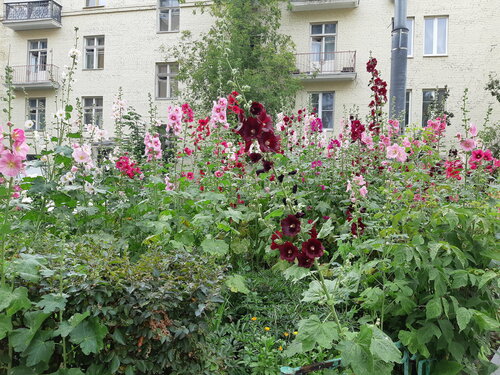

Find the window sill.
[
  {"left": 83, "top": 6, "right": 105, "bottom": 9},
  {"left": 423, "top": 54, "right": 448, "bottom": 57},
  {"left": 157, "top": 30, "right": 180, "bottom": 34},
  {"left": 156, "top": 97, "right": 177, "bottom": 100},
  {"left": 82, "top": 68, "right": 105, "bottom": 71}
]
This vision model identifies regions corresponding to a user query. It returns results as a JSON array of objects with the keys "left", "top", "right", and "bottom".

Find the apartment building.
[{"left": 0, "top": 0, "right": 498, "bottom": 137}]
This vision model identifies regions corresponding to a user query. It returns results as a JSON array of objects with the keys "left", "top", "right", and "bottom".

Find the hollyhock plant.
[
  {"left": 297, "top": 252, "right": 314, "bottom": 268},
  {"left": 386, "top": 143, "right": 408, "bottom": 162},
  {"left": 0, "top": 151, "right": 23, "bottom": 177},
  {"left": 12, "top": 129, "right": 26, "bottom": 146},
  {"left": 281, "top": 215, "right": 301, "bottom": 237},
  {"left": 301, "top": 238, "right": 324, "bottom": 259},
  {"left": 279, "top": 242, "right": 299, "bottom": 262},
  {"left": 460, "top": 138, "right": 476, "bottom": 152},
  {"left": 469, "top": 123, "right": 478, "bottom": 137}
]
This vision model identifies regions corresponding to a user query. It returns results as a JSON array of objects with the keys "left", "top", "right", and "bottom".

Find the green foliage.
[{"left": 170, "top": 0, "right": 301, "bottom": 113}]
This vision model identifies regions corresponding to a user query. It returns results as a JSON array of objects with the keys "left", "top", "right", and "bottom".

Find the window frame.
[
  {"left": 406, "top": 17, "right": 414, "bottom": 58},
  {"left": 310, "top": 91, "right": 335, "bottom": 130},
  {"left": 27, "top": 97, "right": 46, "bottom": 131},
  {"left": 310, "top": 22, "right": 337, "bottom": 61},
  {"left": 156, "top": 62, "right": 178, "bottom": 100},
  {"left": 404, "top": 90, "right": 411, "bottom": 126},
  {"left": 85, "top": 0, "right": 105, "bottom": 7},
  {"left": 421, "top": 88, "right": 446, "bottom": 126},
  {"left": 83, "top": 36, "right": 105, "bottom": 70},
  {"left": 157, "top": 0, "right": 180, "bottom": 33},
  {"left": 82, "top": 97, "right": 104, "bottom": 128},
  {"left": 423, "top": 16, "right": 448, "bottom": 57},
  {"left": 27, "top": 39, "right": 48, "bottom": 69}
]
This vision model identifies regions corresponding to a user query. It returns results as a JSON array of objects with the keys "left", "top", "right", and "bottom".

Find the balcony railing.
[
  {"left": 3, "top": 1, "right": 62, "bottom": 30},
  {"left": 290, "top": 0, "right": 359, "bottom": 11},
  {"left": 11, "top": 65, "right": 60, "bottom": 89},
  {"left": 294, "top": 51, "right": 356, "bottom": 80}
]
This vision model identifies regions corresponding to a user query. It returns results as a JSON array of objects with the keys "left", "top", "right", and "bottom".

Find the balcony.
[
  {"left": 11, "top": 65, "right": 60, "bottom": 90},
  {"left": 294, "top": 51, "right": 356, "bottom": 81},
  {"left": 3, "top": 1, "right": 62, "bottom": 31},
  {"left": 290, "top": 0, "right": 359, "bottom": 11}
]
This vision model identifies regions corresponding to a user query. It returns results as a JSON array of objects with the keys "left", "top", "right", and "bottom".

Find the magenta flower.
[
  {"left": 470, "top": 150, "right": 484, "bottom": 162},
  {"left": 281, "top": 215, "right": 301, "bottom": 237},
  {"left": 214, "top": 170, "right": 224, "bottom": 178},
  {"left": 460, "top": 139, "right": 476, "bottom": 152},
  {"left": 0, "top": 151, "right": 23, "bottom": 177},
  {"left": 12, "top": 129, "right": 26, "bottom": 146},
  {"left": 279, "top": 241, "right": 298, "bottom": 262}
]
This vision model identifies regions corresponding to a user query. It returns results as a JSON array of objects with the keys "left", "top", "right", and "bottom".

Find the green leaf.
[
  {"left": 264, "top": 209, "right": 284, "bottom": 220},
  {"left": 54, "top": 312, "right": 90, "bottom": 338},
  {"left": 437, "top": 320, "right": 454, "bottom": 343},
  {"left": 0, "top": 287, "right": 31, "bottom": 316},
  {"left": 225, "top": 274, "right": 250, "bottom": 294},
  {"left": 428, "top": 242, "right": 442, "bottom": 261},
  {"left": 283, "top": 341, "right": 303, "bottom": 357},
  {"left": 451, "top": 270, "right": 468, "bottom": 289},
  {"left": 10, "top": 366, "right": 37, "bottom": 375},
  {"left": 370, "top": 326, "right": 402, "bottom": 363},
  {"left": 0, "top": 314, "right": 12, "bottom": 340},
  {"left": 448, "top": 341, "right": 465, "bottom": 362},
  {"left": 296, "top": 315, "right": 338, "bottom": 351},
  {"left": 417, "top": 322, "right": 441, "bottom": 345},
  {"left": 317, "top": 218, "right": 334, "bottom": 239},
  {"left": 473, "top": 311, "right": 500, "bottom": 331},
  {"left": 283, "top": 264, "right": 312, "bottom": 282},
  {"left": 426, "top": 297, "right": 442, "bottom": 320},
  {"left": 111, "top": 328, "right": 126, "bottom": 345},
  {"left": 432, "top": 360, "right": 463, "bottom": 375},
  {"left": 110, "top": 356, "right": 120, "bottom": 373},
  {"left": 49, "top": 369, "right": 85, "bottom": 375},
  {"left": 340, "top": 340, "right": 374, "bottom": 374},
  {"left": 36, "top": 294, "right": 67, "bottom": 313},
  {"left": 302, "top": 280, "right": 337, "bottom": 304},
  {"left": 69, "top": 317, "right": 108, "bottom": 355},
  {"left": 200, "top": 239, "right": 229, "bottom": 256},
  {"left": 24, "top": 336, "right": 55, "bottom": 366},
  {"left": 478, "top": 270, "right": 497, "bottom": 288},
  {"left": 456, "top": 307, "right": 473, "bottom": 332}
]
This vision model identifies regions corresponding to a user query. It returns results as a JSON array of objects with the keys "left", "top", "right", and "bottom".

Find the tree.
[{"left": 169, "top": 0, "right": 301, "bottom": 114}]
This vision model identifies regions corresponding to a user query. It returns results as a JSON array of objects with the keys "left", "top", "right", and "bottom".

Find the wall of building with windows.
[{"left": 0, "top": 0, "right": 498, "bottom": 138}]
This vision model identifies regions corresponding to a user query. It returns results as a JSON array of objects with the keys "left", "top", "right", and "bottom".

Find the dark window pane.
[{"left": 311, "top": 24, "right": 322, "bottom": 34}]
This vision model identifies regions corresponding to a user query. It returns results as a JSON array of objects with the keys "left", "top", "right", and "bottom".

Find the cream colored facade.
[{"left": 0, "top": 0, "right": 499, "bottom": 139}]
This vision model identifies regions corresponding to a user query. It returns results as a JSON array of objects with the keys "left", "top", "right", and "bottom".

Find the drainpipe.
[{"left": 389, "top": 0, "right": 408, "bottom": 131}]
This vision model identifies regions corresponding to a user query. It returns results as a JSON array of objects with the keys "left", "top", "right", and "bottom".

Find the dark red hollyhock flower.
[
  {"left": 366, "top": 57, "right": 377, "bottom": 73},
  {"left": 258, "top": 131, "right": 281, "bottom": 153},
  {"left": 249, "top": 152, "right": 263, "bottom": 163},
  {"left": 351, "top": 218, "right": 366, "bottom": 236},
  {"left": 297, "top": 252, "right": 314, "bottom": 268},
  {"left": 279, "top": 242, "right": 299, "bottom": 262},
  {"left": 281, "top": 214, "right": 301, "bottom": 237},
  {"left": 237, "top": 117, "right": 262, "bottom": 141},
  {"left": 302, "top": 238, "right": 324, "bottom": 259},
  {"left": 262, "top": 160, "right": 273, "bottom": 172},
  {"left": 250, "top": 101, "right": 265, "bottom": 116},
  {"left": 271, "top": 231, "right": 283, "bottom": 250},
  {"left": 350, "top": 120, "right": 365, "bottom": 142}
]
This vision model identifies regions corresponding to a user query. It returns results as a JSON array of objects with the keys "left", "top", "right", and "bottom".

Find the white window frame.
[
  {"left": 423, "top": 16, "right": 448, "bottom": 56},
  {"left": 405, "top": 90, "right": 411, "bottom": 126},
  {"left": 407, "top": 17, "right": 414, "bottom": 57},
  {"left": 310, "top": 23, "right": 337, "bottom": 61},
  {"left": 158, "top": 0, "right": 180, "bottom": 33},
  {"left": 156, "top": 63, "right": 178, "bottom": 99},
  {"left": 27, "top": 98, "right": 46, "bottom": 131},
  {"left": 422, "top": 88, "right": 446, "bottom": 126},
  {"left": 85, "top": 0, "right": 105, "bottom": 7},
  {"left": 84, "top": 36, "right": 105, "bottom": 70},
  {"left": 27, "top": 39, "right": 48, "bottom": 70},
  {"left": 83, "top": 97, "right": 104, "bottom": 128},
  {"left": 310, "top": 92, "right": 335, "bottom": 130}
]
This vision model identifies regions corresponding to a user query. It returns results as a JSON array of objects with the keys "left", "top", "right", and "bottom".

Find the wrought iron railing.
[
  {"left": 294, "top": 51, "right": 356, "bottom": 75},
  {"left": 11, "top": 65, "right": 60, "bottom": 86},
  {"left": 4, "top": 1, "right": 62, "bottom": 23}
]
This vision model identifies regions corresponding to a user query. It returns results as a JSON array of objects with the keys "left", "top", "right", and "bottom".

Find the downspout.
[{"left": 389, "top": 0, "right": 408, "bottom": 131}]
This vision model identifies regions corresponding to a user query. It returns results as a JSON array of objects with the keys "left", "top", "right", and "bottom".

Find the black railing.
[{"left": 4, "top": 1, "right": 62, "bottom": 23}]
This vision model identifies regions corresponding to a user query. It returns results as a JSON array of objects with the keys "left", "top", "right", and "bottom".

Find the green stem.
[{"left": 313, "top": 258, "right": 342, "bottom": 334}]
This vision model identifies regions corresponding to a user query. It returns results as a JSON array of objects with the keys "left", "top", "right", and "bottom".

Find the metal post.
[{"left": 389, "top": 0, "right": 409, "bottom": 131}]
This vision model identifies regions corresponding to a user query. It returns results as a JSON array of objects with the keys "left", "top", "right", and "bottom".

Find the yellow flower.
[
  {"left": 293, "top": 331, "right": 298, "bottom": 335},
  {"left": 278, "top": 346, "right": 283, "bottom": 351},
  {"left": 284, "top": 332, "right": 289, "bottom": 337},
  {"left": 251, "top": 317, "right": 257, "bottom": 321},
  {"left": 264, "top": 327, "right": 270, "bottom": 331}
]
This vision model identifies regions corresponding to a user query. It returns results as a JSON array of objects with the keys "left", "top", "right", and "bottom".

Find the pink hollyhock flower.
[
  {"left": 320, "top": 185, "right": 326, "bottom": 191},
  {"left": 186, "top": 172, "right": 194, "bottom": 180},
  {"left": 359, "top": 186, "right": 368, "bottom": 197},
  {"left": 460, "top": 139, "right": 476, "bottom": 152},
  {"left": 12, "top": 129, "right": 25, "bottom": 146},
  {"left": 0, "top": 151, "right": 23, "bottom": 177},
  {"left": 483, "top": 149, "right": 493, "bottom": 161},
  {"left": 72, "top": 146, "right": 91, "bottom": 164},
  {"left": 380, "top": 134, "right": 391, "bottom": 147},
  {"left": 353, "top": 175, "right": 366, "bottom": 186},
  {"left": 214, "top": 170, "right": 224, "bottom": 178},
  {"left": 183, "top": 147, "right": 193, "bottom": 156},
  {"left": 71, "top": 166, "right": 79, "bottom": 173},
  {"left": 311, "top": 160, "right": 323, "bottom": 168},
  {"left": 468, "top": 123, "right": 478, "bottom": 137},
  {"left": 455, "top": 133, "right": 462, "bottom": 141},
  {"left": 13, "top": 142, "right": 29, "bottom": 159},
  {"left": 164, "top": 175, "right": 175, "bottom": 191},
  {"left": 402, "top": 137, "right": 411, "bottom": 148},
  {"left": 470, "top": 150, "right": 484, "bottom": 163},
  {"left": 386, "top": 144, "right": 407, "bottom": 162},
  {"left": 361, "top": 132, "right": 374, "bottom": 148}
]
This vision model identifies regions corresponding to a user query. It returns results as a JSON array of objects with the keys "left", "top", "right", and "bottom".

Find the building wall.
[{"left": 0, "top": 0, "right": 499, "bottom": 139}]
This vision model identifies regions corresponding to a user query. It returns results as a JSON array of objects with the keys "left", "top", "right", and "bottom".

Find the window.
[
  {"left": 407, "top": 18, "right": 414, "bottom": 57},
  {"left": 311, "top": 92, "right": 334, "bottom": 129},
  {"left": 28, "top": 98, "right": 46, "bottom": 131},
  {"left": 422, "top": 89, "right": 446, "bottom": 126},
  {"left": 156, "top": 63, "right": 178, "bottom": 99},
  {"left": 424, "top": 16, "right": 448, "bottom": 56},
  {"left": 404, "top": 90, "right": 411, "bottom": 126},
  {"left": 158, "top": 0, "right": 180, "bottom": 32},
  {"left": 28, "top": 40, "right": 47, "bottom": 68},
  {"left": 311, "top": 23, "right": 336, "bottom": 63},
  {"left": 83, "top": 97, "right": 103, "bottom": 127},
  {"left": 85, "top": 0, "right": 105, "bottom": 6},
  {"left": 84, "top": 36, "right": 105, "bottom": 69}
]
